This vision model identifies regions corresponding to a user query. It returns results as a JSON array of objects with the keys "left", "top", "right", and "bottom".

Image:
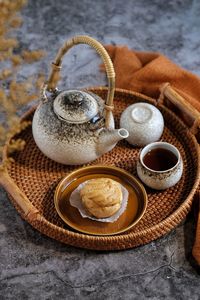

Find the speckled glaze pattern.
[
  {"left": 120, "top": 102, "right": 164, "bottom": 146},
  {"left": 137, "top": 158, "right": 183, "bottom": 190},
  {"left": 32, "top": 90, "right": 126, "bottom": 165},
  {"left": 53, "top": 90, "right": 99, "bottom": 123},
  {"left": 35, "top": 91, "right": 105, "bottom": 142},
  {"left": 136, "top": 142, "right": 183, "bottom": 190}
]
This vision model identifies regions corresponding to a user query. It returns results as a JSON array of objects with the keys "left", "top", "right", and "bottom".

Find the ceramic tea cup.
[
  {"left": 120, "top": 102, "right": 164, "bottom": 146},
  {"left": 136, "top": 142, "right": 183, "bottom": 190}
]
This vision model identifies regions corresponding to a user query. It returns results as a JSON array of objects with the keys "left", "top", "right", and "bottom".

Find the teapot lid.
[{"left": 53, "top": 90, "right": 99, "bottom": 124}]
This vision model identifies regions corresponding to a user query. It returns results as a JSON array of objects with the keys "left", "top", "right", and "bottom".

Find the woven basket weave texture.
[{"left": 5, "top": 88, "right": 200, "bottom": 250}]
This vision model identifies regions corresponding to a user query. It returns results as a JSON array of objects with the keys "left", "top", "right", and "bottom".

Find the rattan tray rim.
[{"left": 1, "top": 87, "right": 200, "bottom": 250}]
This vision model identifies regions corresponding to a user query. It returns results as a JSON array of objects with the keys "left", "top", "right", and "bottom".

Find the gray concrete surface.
[{"left": 0, "top": 0, "right": 200, "bottom": 299}]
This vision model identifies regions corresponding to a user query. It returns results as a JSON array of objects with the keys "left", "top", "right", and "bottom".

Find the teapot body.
[
  {"left": 32, "top": 91, "right": 115, "bottom": 165},
  {"left": 32, "top": 35, "right": 130, "bottom": 165}
]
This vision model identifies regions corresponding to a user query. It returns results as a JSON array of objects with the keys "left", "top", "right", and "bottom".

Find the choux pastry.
[{"left": 80, "top": 178, "right": 122, "bottom": 218}]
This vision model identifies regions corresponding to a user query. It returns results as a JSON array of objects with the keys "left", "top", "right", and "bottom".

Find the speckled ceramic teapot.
[{"left": 32, "top": 36, "right": 129, "bottom": 165}]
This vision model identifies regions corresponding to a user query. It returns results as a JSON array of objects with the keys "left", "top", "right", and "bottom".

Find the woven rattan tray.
[{"left": 1, "top": 87, "right": 200, "bottom": 251}]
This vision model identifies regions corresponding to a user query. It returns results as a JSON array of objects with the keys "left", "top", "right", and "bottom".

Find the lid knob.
[{"left": 53, "top": 90, "right": 99, "bottom": 124}]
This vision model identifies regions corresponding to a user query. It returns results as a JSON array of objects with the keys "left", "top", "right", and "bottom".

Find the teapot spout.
[{"left": 97, "top": 128, "right": 129, "bottom": 156}]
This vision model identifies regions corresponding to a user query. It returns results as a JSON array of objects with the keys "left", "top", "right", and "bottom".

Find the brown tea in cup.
[
  {"left": 143, "top": 148, "right": 178, "bottom": 171},
  {"left": 137, "top": 142, "right": 183, "bottom": 190}
]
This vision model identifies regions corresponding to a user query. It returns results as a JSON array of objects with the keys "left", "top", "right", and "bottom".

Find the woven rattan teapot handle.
[{"left": 41, "top": 35, "right": 115, "bottom": 128}]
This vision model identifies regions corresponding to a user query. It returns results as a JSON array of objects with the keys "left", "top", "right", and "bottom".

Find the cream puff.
[{"left": 80, "top": 178, "right": 122, "bottom": 218}]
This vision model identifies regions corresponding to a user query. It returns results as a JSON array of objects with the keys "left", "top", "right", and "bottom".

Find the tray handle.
[
  {"left": 0, "top": 170, "right": 40, "bottom": 221},
  {"left": 42, "top": 35, "right": 115, "bottom": 129},
  {"left": 159, "top": 84, "right": 200, "bottom": 265},
  {"left": 159, "top": 83, "right": 200, "bottom": 140},
  {"left": 192, "top": 191, "right": 200, "bottom": 265}
]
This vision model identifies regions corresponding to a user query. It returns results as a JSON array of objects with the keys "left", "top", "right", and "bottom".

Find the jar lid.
[{"left": 53, "top": 90, "right": 99, "bottom": 124}]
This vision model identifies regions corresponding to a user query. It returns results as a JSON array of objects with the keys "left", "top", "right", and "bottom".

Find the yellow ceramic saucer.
[{"left": 54, "top": 165, "right": 148, "bottom": 236}]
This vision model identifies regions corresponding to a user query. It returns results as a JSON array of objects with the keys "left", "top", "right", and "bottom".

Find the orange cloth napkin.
[
  {"left": 103, "top": 45, "right": 200, "bottom": 112},
  {"left": 103, "top": 45, "right": 200, "bottom": 265}
]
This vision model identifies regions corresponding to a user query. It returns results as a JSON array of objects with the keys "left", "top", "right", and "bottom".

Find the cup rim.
[{"left": 139, "top": 142, "right": 181, "bottom": 173}]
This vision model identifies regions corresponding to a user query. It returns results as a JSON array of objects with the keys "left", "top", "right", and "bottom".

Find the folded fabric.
[
  {"left": 102, "top": 45, "right": 200, "bottom": 265},
  {"left": 102, "top": 45, "right": 200, "bottom": 112}
]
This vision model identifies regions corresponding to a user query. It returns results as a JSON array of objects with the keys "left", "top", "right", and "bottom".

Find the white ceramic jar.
[
  {"left": 120, "top": 102, "right": 164, "bottom": 146},
  {"left": 137, "top": 142, "right": 183, "bottom": 190}
]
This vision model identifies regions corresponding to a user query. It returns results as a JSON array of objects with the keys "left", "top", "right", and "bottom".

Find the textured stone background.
[{"left": 0, "top": 0, "right": 200, "bottom": 299}]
